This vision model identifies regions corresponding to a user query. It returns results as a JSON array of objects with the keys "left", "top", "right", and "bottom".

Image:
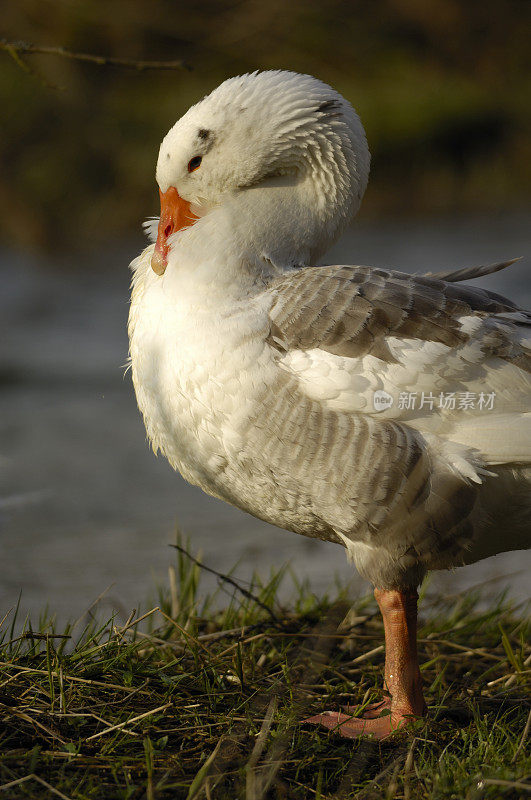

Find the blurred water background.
[{"left": 1, "top": 1, "right": 529, "bottom": 623}]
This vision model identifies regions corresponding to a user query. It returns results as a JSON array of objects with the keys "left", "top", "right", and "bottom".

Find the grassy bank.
[{"left": 0, "top": 543, "right": 529, "bottom": 799}]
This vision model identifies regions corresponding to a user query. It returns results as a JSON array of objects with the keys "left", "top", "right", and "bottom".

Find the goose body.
[{"left": 128, "top": 70, "right": 530, "bottom": 737}]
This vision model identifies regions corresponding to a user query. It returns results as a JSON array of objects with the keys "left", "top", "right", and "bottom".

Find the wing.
[
  {"left": 258, "top": 263, "right": 530, "bottom": 582},
  {"left": 268, "top": 264, "right": 527, "bottom": 360},
  {"left": 422, "top": 257, "right": 521, "bottom": 283},
  {"left": 266, "top": 265, "right": 530, "bottom": 463}
]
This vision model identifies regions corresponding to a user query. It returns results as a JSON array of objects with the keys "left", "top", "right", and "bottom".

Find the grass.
[{"left": 0, "top": 540, "right": 529, "bottom": 799}]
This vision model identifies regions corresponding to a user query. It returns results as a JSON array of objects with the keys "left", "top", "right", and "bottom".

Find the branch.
[
  {"left": 0, "top": 38, "right": 192, "bottom": 72},
  {"left": 170, "top": 542, "right": 280, "bottom": 623}
]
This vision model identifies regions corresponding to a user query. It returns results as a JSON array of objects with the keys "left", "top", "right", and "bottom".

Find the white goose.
[{"left": 128, "top": 70, "right": 530, "bottom": 739}]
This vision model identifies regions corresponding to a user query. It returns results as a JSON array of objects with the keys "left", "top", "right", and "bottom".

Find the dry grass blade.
[
  {"left": 505, "top": 652, "right": 531, "bottom": 687},
  {"left": 10, "top": 709, "right": 68, "bottom": 745},
  {"left": 85, "top": 703, "right": 172, "bottom": 742},
  {"left": 355, "top": 752, "right": 407, "bottom": 800},
  {"left": 116, "top": 606, "right": 160, "bottom": 635},
  {"left": 158, "top": 609, "right": 211, "bottom": 653},
  {"left": 487, "top": 668, "right": 531, "bottom": 687},
  {"left": 403, "top": 737, "right": 417, "bottom": 800},
  {"left": 246, "top": 697, "right": 278, "bottom": 800},
  {"left": 350, "top": 645, "right": 384, "bottom": 664},
  {"left": 186, "top": 737, "right": 224, "bottom": 800},
  {"left": 512, "top": 708, "right": 531, "bottom": 764},
  {"left": 0, "top": 773, "right": 73, "bottom": 799},
  {"left": 0, "top": 662, "right": 149, "bottom": 693},
  {"left": 477, "top": 777, "right": 531, "bottom": 791}
]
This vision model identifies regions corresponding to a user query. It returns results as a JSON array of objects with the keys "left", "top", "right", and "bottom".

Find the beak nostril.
[{"left": 164, "top": 224, "right": 173, "bottom": 237}]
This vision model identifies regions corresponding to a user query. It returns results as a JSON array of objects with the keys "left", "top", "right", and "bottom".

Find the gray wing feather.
[
  {"left": 422, "top": 257, "right": 521, "bottom": 283},
  {"left": 268, "top": 265, "right": 528, "bottom": 366}
]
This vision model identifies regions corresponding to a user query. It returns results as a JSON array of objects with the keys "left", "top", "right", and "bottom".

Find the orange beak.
[{"left": 151, "top": 186, "right": 199, "bottom": 275}]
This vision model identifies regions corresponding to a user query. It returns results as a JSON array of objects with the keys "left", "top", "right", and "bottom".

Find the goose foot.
[
  {"left": 302, "top": 708, "right": 409, "bottom": 740},
  {"left": 302, "top": 588, "right": 426, "bottom": 740},
  {"left": 341, "top": 696, "right": 392, "bottom": 718}
]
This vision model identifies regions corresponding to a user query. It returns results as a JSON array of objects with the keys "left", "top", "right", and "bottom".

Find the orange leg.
[{"left": 303, "top": 588, "right": 426, "bottom": 739}]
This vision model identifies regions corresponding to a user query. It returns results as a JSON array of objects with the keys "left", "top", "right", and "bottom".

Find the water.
[{"left": 1, "top": 212, "right": 529, "bottom": 625}]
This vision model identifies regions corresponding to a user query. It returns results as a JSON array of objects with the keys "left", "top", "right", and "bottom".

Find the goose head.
[{"left": 151, "top": 70, "right": 370, "bottom": 277}]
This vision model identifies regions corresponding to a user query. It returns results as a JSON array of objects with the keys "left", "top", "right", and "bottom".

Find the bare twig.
[
  {"left": 170, "top": 542, "right": 280, "bottom": 623},
  {"left": 0, "top": 38, "right": 192, "bottom": 72}
]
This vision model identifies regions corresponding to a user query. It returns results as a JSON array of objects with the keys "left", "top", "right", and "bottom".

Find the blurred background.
[{"left": 1, "top": 0, "right": 530, "bottom": 623}]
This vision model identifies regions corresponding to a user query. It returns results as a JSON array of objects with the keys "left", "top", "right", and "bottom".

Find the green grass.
[{"left": 0, "top": 541, "right": 529, "bottom": 799}]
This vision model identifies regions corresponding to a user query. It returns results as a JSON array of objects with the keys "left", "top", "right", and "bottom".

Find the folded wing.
[{"left": 267, "top": 265, "right": 530, "bottom": 465}]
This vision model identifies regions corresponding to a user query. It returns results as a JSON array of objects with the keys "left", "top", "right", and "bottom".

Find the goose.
[{"left": 128, "top": 70, "right": 530, "bottom": 739}]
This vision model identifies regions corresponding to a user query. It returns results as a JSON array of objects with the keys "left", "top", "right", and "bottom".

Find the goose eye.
[{"left": 187, "top": 156, "right": 202, "bottom": 173}]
